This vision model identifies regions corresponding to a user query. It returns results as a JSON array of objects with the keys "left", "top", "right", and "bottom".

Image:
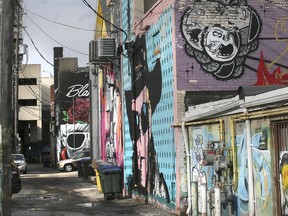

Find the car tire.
[
  {"left": 64, "top": 164, "right": 73, "bottom": 172},
  {"left": 23, "top": 169, "right": 27, "bottom": 174}
]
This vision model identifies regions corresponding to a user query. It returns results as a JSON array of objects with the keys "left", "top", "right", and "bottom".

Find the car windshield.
[
  {"left": 74, "top": 151, "right": 90, "bottom": 159},
  {"left": 12, "top": 154, "right": 25, "bottom": 161}
]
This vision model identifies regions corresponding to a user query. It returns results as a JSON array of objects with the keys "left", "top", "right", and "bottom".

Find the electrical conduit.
[
  {"left": 182, "top": 121, "right": 192, "bottom": 215},
  {"left": 244, "top": 108, "right": 255, "bottom": 216}
]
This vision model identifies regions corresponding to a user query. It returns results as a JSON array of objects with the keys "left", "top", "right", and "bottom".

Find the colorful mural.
[
  {"left": 187, "top": 120, "right": 273, "bottom": 215},
  {"left": 125, "top": 35, "right": 170, "bottom": 203},
  {"left": 57, "top": 72, "right": 90, "bottom": 161},
  {"left": 180, "top": 0, "right": 261, "bottom": 80},
  {"left": 175, "top": 0, "right": 288, "bottom": 90},
  {"left": 235, "top": 122, "right": 272, "bottom": 216},
  {"left": 280, "top": 151, "right": 288, "bottom": 214},
  {"left": 98, "top": 66, "right": 124, "bottom": 166}
]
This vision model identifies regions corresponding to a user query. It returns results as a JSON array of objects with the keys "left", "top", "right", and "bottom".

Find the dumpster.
[{"left": 98, "top": 165, "right": 123, "bottom": 200}]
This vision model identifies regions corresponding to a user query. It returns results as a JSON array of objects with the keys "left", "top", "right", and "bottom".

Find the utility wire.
[
  {"left": 23, "top": 27, "right": 72, "bottom": 73},
  {"left": 20, "top": 71, "right": 51, "bottom": 104},
  {"left": 23, "top": 27, "right": 56, "bottom": 68},
  {"left": 81, "top": 0, "right": 128, "bottom": 43},
  {"left": 25, "top": 9, "right": 97, "bottom": 32},
  {"left": 25, "top": 14, "right": 88, "bottom": 56}
]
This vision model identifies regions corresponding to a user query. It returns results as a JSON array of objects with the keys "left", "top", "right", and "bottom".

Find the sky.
[{"left": 22, "top": 0, "right": 97, "bottom": 77}]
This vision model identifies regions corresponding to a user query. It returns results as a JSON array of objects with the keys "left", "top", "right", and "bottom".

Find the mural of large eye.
[{"left": 203, "top": 27, "right": 240, "bottom": 62}]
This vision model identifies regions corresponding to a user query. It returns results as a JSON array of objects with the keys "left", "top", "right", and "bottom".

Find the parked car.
[
  {"left": 57, "top": 149, "right": 91, "bottom": 172},
  {"left": 11, "top": 161, "right": 21, "bottom": 195},
  {"left": 11, "top": 154, "right": 27, "bottom": 174}
]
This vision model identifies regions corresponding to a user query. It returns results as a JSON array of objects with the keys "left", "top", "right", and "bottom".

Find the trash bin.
[
  {"left": 77, "top": 161, "right": 84, "bottom": 177},
  {"left": 95, "top": 169, "right": 102, "bottom": 193},
  {"left": 42, "top": 152, "right": 51, "bottom": 167},
  {"left": 92, "top": 160, "right": 112, "bottom": 192},
  {"left": 42, "top": 157, "right": 51, "bottom": 167},
  {"left": 82, "top": 159, "right": 95, "bottom": 179},
  {"left": 98, "top": 165, "right": 123, "bottom": 200}
]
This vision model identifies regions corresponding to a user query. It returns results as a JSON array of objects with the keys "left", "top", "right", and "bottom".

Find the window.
[
  {"left": 19, "top": 78, "right": 37, "bottom": 85},
  {"left": 18, "top": 99, "right": 37, "bottom": 106}
]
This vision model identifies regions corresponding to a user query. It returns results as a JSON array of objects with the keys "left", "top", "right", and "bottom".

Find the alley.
[{"left": 11, "top": 164, "right": 175, "bottom": 216}]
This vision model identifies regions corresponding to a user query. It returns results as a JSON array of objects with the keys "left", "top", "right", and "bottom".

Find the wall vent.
[
  {"left": 97, "top": 38, "right": 116, "bottom": 58},
  {"left": 89, "top": 40, "right": 98, "bottom": 62}
]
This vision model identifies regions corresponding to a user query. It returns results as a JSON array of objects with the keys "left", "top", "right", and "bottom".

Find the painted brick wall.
[{"left": 174, "top": 1, "right": 288, "bottom": 91}]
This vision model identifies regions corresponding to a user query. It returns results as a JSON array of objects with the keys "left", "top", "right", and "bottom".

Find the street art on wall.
[
  {"left": 180, "top": 0, "right": 261, "bottom": 80},
  {"left": 57, "top": 72, "right": 90, "bottom": 161},
  {"left": 236, "top": 123, "right": 273, "bottom": 215},
  {"left": 57, "top": 124, "right": 90, "bottom": 160},
  {"left": 280, "top": 151, "right": 288, "bottom": 214},
  {"left": 176, "top": 0, "right": 288, "bottom": 90},
  {"left": 99, "top": 67, "right": 124, "bottom": 167},
  {"left": 188, "top": 122, "right": 273, "bottom": 215},
  {"left": 125, "top": 35, "right": 170, "bottom": 203}
]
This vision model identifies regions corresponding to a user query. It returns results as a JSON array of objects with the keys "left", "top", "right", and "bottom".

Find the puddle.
[
  {"left": 76, "top": 202, "right": 98, "bottom": 208},
  {"left": 28, "top": 194, "right": 58, "bottom": 200}
]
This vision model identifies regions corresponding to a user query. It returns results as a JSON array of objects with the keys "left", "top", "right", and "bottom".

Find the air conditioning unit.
[
  {"left": 89, "top": 40, "right": 98, "bottom": 62},
  {"left": 97, "top": 38, "right": 116, "bottom": 58}
]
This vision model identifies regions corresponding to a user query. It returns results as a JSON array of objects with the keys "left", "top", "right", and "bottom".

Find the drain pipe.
[
  {"left": 244, "top": 108, "right": 255, "bottom": 216},
  {"left": 182, "top": 121, "right": 192, "bottom": 215}
]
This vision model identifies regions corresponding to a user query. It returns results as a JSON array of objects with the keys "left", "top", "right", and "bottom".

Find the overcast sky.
[{"left": 23, "top": 0, "right": 97, "bottom": 77}]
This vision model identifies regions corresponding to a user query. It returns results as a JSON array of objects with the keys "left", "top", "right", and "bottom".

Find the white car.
[
  {"left": 57, "top": 149, "right": 91, "bottom": 172},
  {"left": 11, "top": 154, "right": 27, "bottom": 174}
]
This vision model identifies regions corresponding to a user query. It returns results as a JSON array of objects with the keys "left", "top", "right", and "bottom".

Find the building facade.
[
  {"left": 18, "top": 64, "right": 53, "bottom": 162},
  {"left": 54, "top": 58, "right": 90, "bottom": 162},
  {"left": 91, "top": 0, "right": 288, "bottom": 215}
]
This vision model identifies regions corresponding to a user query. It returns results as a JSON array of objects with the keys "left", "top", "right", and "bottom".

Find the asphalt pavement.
[{"left": 11, "top": 163, "right": 175, "bottom": 216}]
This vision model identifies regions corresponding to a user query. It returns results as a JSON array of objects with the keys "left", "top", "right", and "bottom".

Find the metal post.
[
  {"left": 89, "top": 63, "right": 100, "bottom": 160},
  {"left": 73, "top": 97, "right": 75, "bottom": 149}
]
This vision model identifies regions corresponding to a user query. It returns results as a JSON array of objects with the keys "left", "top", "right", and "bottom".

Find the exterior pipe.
[
  {"left": 244, "top": 108, "right": 255, "bottom": 216},
  {"left": 182, "top": 121, "right": 192, "bottom": 215},
  {"left": 219, "top": 119, "right": 224, "bottom": 142},
  {"left": 198, "top": 174, "right": 207, "bottom": 215},
  {"left": 191, "top": 180, "right": 198, "bottom": 216},
  {"left": 214, "top": 187, "right": 221, "bottom": 216},
  {"left": 230, "top": 118, "right": 238, "bottom": 191}
]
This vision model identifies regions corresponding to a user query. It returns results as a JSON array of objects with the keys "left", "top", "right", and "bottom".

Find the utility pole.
[
  {"left": 13, "top": 0, "right": 21, "bottom": 153},
  {"left": 0, "top": 0, "right": 15, "bottom": 215}
]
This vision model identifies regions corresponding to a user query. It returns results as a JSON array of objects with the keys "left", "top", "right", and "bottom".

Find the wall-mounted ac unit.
[
  {"left": 89, "top": 40, "right": 98, "bottom": 62},
  {"left": 97, "top": 38, "right": 116, "bottom": 58}
]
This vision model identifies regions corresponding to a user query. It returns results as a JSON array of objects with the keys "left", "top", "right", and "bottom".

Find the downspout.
[
  {"left": 244, "top": 108, "right": 255, "bottom": 216},
  {"left": 230, "top": 118, "right": 238, "bottom": 191},
  {"left": 182, "top": 121, "right": 192, "bottom": 215}
]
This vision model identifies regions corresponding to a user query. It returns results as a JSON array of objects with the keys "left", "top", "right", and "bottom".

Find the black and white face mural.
[{"left": 180, "top": 0, "right": 262, "bottom": 80}]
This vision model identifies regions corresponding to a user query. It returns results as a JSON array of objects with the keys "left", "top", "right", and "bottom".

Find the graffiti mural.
[
  {"left": 180, "top": 0, "right": 261, "bottom": 80},
  {"left": 254, "top": 16, "right": 288, "bottom": 85},
  {"left": 236, "top": 123, "right": 273, "bottom": 215},
  {"left": 125, "top": 35, "right": 170, "bottom": 202},
  {"left": 98, "top": 66, "right": 124, "bottom": 166},
  {"left": 280, "top": 152, "right": 288, "bottom": 214},
  {"left": 57, "top": 72, "right": 90, "bottom": 161}
]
